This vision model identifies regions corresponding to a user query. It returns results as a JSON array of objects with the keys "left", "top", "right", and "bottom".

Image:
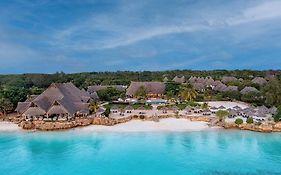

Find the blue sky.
[{"left": 0, "top": 0, "right": 281, "bottom": 74}]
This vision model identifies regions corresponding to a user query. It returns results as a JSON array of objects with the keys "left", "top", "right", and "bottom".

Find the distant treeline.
[{"left": 0, "top": 70, "right": 276, "bottom": 89}]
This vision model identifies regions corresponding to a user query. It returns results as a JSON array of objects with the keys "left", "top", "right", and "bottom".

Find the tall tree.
[
  {"left": 263, "top": 79, "right": 281, "bottom": 107},
  {"left": 0, "top": 98, "right": 13, "bottom": 116},
  {"left": 179, "top": 87, "right": 198, "bottom": 101},
  {"left": 89, "top": 101, "right": 98, "bottom": 114}
]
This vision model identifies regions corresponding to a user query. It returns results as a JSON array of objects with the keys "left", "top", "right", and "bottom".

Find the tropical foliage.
[
  {"left": 179, "top": 87, "right": 198, "bottom": 102},
  {"left": 216, "top": 110, "right": 229, "bottom": 121},
  {"left": 235, "top": 118, "right": 243, "bottom": 125}
]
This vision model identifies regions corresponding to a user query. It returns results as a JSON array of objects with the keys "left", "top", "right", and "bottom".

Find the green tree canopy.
[
  {"left": 263, "top": 79, "right": 281, "bottom": 107},
  {"left": 216, "top": 110, "right": 229, "bottom": 121}
]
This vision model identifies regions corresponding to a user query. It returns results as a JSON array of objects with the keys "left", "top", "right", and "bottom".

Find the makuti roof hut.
[
  {"left": 15, "top": 83, "right": 91, "bottom": 119},
  {"left": 251, "top": 77, "right": 267, "bottom": 86},
  {"left": 223, "top": 86, "right": 238, "bottom": 92},
  {"left": 173, "top": 76, "right": 185, "bottom": 84},
  {"left": 221, "top": 76, "right": 238, "bottom": 83},
  {"left": 240, "top": 87, "right": 260, "bottom": 95},
  {"left": 126, "top": 81, "right": 166, "bottom": 97}
]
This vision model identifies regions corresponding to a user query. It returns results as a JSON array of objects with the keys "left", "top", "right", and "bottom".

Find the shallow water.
[{"left": 0, "top": 130, "right": 281, "bottom": 175}]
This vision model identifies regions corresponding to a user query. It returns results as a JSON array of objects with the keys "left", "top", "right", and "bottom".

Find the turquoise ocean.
[{"left": 1, "top": 130, "right": 281, "bottom": 175}]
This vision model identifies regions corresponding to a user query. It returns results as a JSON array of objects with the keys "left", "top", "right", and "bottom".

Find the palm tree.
[
  {"left": 89, "top": 101, "right": 99, "bottom": 114},
  {"left": 0, "top": 98, "right": 13, "bottom": 116},
  {"left": 180, "top": 87, "right": 198, "bottom": 102}
]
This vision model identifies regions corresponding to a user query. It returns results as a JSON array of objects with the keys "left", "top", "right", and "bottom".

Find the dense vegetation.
[{"left": 0, "top": 70, "right": 280, "bottom": 115}]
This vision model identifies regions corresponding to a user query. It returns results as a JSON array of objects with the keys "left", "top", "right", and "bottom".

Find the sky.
[{"left": 0, "top": 0, "right": 281, "bottom": 74}]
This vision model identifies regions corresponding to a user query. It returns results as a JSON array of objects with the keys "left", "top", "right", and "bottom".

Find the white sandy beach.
[
  {"left": 0, "top": 122, "right": 22, "bottom": 132},
  {"left": 0, "top": 119, "right": 219, "bottom": 132},
  {"left": 78, "top": 118, "right": 218, "bottom": 132}
]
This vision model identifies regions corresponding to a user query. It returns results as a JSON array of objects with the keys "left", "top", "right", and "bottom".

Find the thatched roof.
[
  {"left": 47, "top": 105, "right": 68, "bottom": 115},
  {"left": 23, "top": 107, "right": 46, "bottom": 116},
  {"left": 173, "top": 76, "right": 185, "bottom": 83},
  {"left": 223, "top": 86, "right": 238, "bottom": 92},
  {"left": 251, "top": 77, "right": 267, "bottom": 86},
  {"left": 213, "top": 83, "right": 227, "bottom": 92},
  {"left": 15, "top": 102, "right": 30, "bottom": 113},
  {"left": 90, "top": 91, "right": 99, "bottom": 100},
  {"left": 126, "top": 81, "right": 165, "bottom": 96},
  {"left": 222, "top": 76, "right": 237, "bottom": 83},
  {"left": 16, "top": 82, "right": 91, "bottom": 116},
  {"left": 192, "top": 83, "right": 205, "bottom": 91},
  {"left": 204, "top": 78, "right": 215, "bottom": 86},
  {"left": 163, "top": 77, "right": 169, "bottom": 82},
  {"left": 240, "top": 87, "right": 260, "bottom": 94}
]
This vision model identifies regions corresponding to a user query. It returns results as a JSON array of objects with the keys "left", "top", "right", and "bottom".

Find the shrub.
[
  {"left": 235, "top": 118, "right": 243, "bottom": 125},
  {"left": 216, "top": 110, "right": 229, "bottom": 121},
  {"left": 246, "top": 117, "right": 254, "bottom": 124},
  {"left": 139, "top": 115, "right": 145, "bottom": 119}
]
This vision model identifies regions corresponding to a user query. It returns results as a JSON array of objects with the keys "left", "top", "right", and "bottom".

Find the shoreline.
[
  {"left": 76, "top": 118, "right": 218, "bottom": 132},
  {"left": 1, "top": 117, "right": 281, "bottom": 133},
  {"left": 0, "top": 122, "right": 22, "bottom": 132},
  {"left": 0, "top": 118, "right": 217, "bottom": 133}
]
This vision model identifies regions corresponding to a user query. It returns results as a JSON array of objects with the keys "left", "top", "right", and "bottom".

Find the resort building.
[
  {"left": 173, "top": 76, "right": 185, "bottom": 84},
  {"left": 223, "top": 86, "right": 238, "bottom": 92},
  {"left": 221, "top": 76, "right": 238, "bottom": 83},
  {"left": 251, "top": 77, "right": 267, "bottom": 86},
  {"left": 15, "top": 83, "right": 91, "bottom": 121},
  {"left": 126, "top": 81, "right": 166, "bottom": 98},
  {"left": 240, "top": 87, "right": 260, "bottom": 94}
]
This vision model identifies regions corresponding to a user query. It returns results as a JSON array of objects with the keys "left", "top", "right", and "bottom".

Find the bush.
[
  {"left": 246, "top": 117, "right": 254, "bottom": 124},
  {"left": 235, "top": 118, "right": 243, "bottom": 125},
  {"left": 103, "top": 107, "right": 111, "bottom": 117}
]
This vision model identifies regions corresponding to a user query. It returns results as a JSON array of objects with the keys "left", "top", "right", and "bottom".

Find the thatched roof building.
[
  {"left": 16, "top": 83, "right": 90, "bottom": 118},
  {"left": 126, "top": 81, "right": 166, "bottom": 97},
  {"left": 221, "top": 76, "right": 237, "bottom": 83},
  {"left": 251, "top": 77, "right": 267, "bottom": 86},
  {"left": 213, "top": 83, "right": 227, "bottom": 92},
  {"left": 223, "top": 86, "right": 238, "bottom": 92},
  {"left": 240, "top": 87, "right": 260, "bottom": 94},
  {"left": 173, "top": 76, "right": 185, "bottom": 84}
]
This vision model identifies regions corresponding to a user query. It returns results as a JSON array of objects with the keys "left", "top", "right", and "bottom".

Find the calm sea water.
[{"left": 1, "top": 130, "right": 281, "bottom": 175}]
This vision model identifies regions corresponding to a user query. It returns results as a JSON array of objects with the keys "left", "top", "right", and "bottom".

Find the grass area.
[
  {"left": 104, "top": 103, "right": 153, "bottom": 110},
  {"left": 157, "top": 101, "right": 200, "bottom": 110}
]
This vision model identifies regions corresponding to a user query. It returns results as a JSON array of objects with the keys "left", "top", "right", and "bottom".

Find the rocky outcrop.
[
  {"left": 218, "top": 122, "right": 281, "bottom": 132},
  {"left": 19, "top": 117, "right": 133, "bottom": 131}
]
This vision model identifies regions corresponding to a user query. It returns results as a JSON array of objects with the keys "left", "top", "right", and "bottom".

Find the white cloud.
[{"left": 50, "top": 0, "right": 281, "bottom": 51}]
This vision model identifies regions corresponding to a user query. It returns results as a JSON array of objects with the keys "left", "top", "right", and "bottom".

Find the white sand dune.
[
  {"left": 78, "top": 118, "right": 218, "bottom": 132},
  {"left": 0, "top": 122, "right": 22, "bottom": 132}
]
